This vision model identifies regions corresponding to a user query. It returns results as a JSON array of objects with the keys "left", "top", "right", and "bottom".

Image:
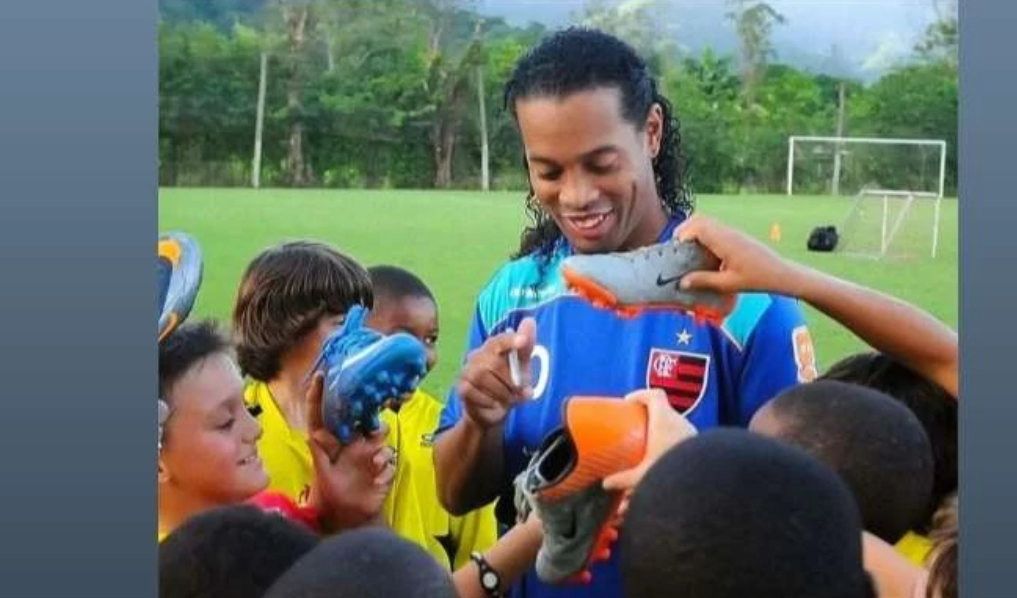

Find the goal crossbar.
[
  {"left": 862, "top": 189, "right": 939, "bottom": 198},
  {"left": 790, "top": 135, "right": 946, "bottom": 147},
  {"left": 786, "top": 136, "right": 948, "bottom": 198}
]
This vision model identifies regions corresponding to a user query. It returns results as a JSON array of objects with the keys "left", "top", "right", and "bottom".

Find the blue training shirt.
[{"left": 438, "top": 218, "right": 816, "bottom": 598}]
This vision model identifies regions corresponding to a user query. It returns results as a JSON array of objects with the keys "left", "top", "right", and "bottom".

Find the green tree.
[
  {"left": 159, "top": 21, "right": 268, "bottom": 185},
  {"left": 915, "top": 0, "right": 957, "bottom": 69},
  {"left": 156, "top": 0, "right": 956, "bottom": 195},
  {"left": 579, "top": 0, "right": 681, "bottom": 77},
  {"left": 850, "top": 64, "right": 957, "bottom": 193},
  {"left": 667, "top": 50, "right": 740, "bottom": 192},
  {"left": 416, "top": 0, "right": 487, "bottom": 188},
  {"left": 725, "top": 0, "right": 786, "bottom": 106}
]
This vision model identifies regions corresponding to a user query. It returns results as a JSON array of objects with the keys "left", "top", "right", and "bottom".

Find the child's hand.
[
  {"left": 308, "top": 426, "right": 395, "bottom": 533},
  {"left": 602, "top": 389, "right": 697, "bottom": 517},
  {"left": 305, "top": 372, "right": 395, "bottom": 533},
  {"left": 674, "top": 215, "right": 800, "bottom": 297}
]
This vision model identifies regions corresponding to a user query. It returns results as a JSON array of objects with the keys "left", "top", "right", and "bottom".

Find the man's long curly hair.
[{"left": 503, "top": 27, "right": 694, "bottom": 262}]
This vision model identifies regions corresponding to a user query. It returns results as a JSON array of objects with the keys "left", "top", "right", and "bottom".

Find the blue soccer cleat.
[{"left": 313, "top": 305, "right": 428, "bottom": 444}]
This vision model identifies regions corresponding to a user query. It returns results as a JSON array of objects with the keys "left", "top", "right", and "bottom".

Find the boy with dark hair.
[
  {"left": 233, "top": 241, "right": 389, "bottom": 515},
  {"left": 367, "top": 266, "right": 439, "bottom": 373},
  {"left": 621, "top": 429, "right": 875, "bottom": 598},
  {"left": 823, "top": 352, "right": 957, "bottom": 563},
  {"left": 264, "top": 527, "right": 458, "bottom": 598},
  {"left": 367, "top": 265, "right": 498, "bottom": 570},
  {"left": 158, "top": 321, "right": 396, "bottom": 540},
  {"left": 234, "top": 241, "right": 374, "bottom": 385},
  {"left": 676, "top": 214, "right": 957, "bottom": 565},
  {"left": 748, "top": 379, "right": 934, "bottom": 544},
  {"left": 159, "top": 320, "right": 269, "bottom": 539},
  {"left": 824, "top": 353, "right": 957, "bottom": 511},
  {"left": 159, "top": 505, "right": 319, "bottom": 598}
]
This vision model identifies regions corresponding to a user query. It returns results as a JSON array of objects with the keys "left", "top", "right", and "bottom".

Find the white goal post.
[{"left": 786, "top": 136, "right": 948, "bottom": 259}]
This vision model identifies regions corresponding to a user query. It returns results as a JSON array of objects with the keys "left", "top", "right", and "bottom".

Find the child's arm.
[
  {"left": 676, "top": 216, "right": 958, "bottom": 398},
  {"left": 452, "top": 517, "right": 543, "bottom": 598},
  {"left": 449, "top": 503, "right": 500, "bottom": 571}
]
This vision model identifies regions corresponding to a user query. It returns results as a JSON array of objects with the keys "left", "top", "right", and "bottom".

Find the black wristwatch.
[{"left": 470, "top": 551, "right": 503, "bottom": 598}]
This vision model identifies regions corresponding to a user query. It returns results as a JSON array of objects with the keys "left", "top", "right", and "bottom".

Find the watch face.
[{"left": 482, "top": 571, "right": 499, "bottom": 589}]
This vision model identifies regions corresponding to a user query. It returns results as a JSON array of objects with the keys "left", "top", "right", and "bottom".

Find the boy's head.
[
  {"left": 749, "top": 379, "right": 934, "bottom": 543},
  {"left": 822, "top": 352, "right": 957, "bottom": 528},
  {"left": 264, "top": 527, "right": 456, "bottom": 598},
  {"left": 233, "top": 241, "right": 372, "bottom": 381},
  {"left": 504, "top": 27, "right": 692, "bottom": 258},
  {"left": 159, "top": 321, "right": 267, "bottom": 505},
  {"left": 621, "top": 429, "right": 873, "bottom": 598},
  {"left": 160, "top": 505, "right": 318, "bottom": 598},
  {"left": 366, "top": 265, "right": 439, "bottom": 373}
]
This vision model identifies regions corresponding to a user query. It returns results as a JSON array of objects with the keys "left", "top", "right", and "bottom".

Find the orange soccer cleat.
[{"left": 515, "top": 396, "right": 647, "bottom": 584}]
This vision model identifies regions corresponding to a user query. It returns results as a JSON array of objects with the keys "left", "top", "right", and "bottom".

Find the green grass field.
[{"left": 159, "top": 188, "right": 958, "bottom": 398}]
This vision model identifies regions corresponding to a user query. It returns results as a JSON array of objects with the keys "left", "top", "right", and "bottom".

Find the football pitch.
[{"left": 159, "top": 188, "right": 958, "bottom": 398}]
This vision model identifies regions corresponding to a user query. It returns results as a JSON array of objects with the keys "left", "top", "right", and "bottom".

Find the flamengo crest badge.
[{"left": 646, "top": 348, "right": 711, "bottom": 414}]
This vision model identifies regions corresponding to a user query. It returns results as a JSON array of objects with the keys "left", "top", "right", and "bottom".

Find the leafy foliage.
[{"left": 159, "top": 0, "right": 957, "bottom": 195}]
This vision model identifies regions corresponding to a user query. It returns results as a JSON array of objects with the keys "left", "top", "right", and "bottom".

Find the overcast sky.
[{"left": 476, "top": 0, "right": 945, "bottom": 79}]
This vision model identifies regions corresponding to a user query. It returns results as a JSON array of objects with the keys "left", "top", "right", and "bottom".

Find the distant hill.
[
  {"left": 476, "top": 0, "right": 937, "bottom": 82},
  {"left": 159, "top": 0, "right": 937, "bottom": 82},
  {"left": 159, "top": 0, "right": 269, "bottom": 29}
]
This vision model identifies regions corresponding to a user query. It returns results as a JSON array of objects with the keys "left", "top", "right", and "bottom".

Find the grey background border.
[
  {"left": 0, "top": 0, "right": 1006, "bottom": 596},
  {"left": 959, "top": 1, "right": 1015, "bottom": 597},
  {"left": 0, "top": 0, "right": 157, "bottom": 597}
]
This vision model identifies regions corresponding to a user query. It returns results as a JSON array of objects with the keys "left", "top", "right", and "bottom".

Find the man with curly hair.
[{"left": 434, "top": 27, "right": 811, "bottom": 598}]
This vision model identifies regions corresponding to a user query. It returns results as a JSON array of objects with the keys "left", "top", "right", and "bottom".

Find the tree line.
[{"left": 159, "top": 0, "right": 957, "bottom": 195}]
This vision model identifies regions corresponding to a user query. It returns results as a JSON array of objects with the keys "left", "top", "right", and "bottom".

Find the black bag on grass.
[{"left": 807, "top": 226, "right": 839, "bottom": 252}]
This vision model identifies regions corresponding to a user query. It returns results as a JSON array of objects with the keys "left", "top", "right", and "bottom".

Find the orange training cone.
[{"left": 769, "top": 223, "right": 782, "bottom": 244}]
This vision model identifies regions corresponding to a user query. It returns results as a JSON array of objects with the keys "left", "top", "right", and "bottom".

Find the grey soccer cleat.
[
  {"left": 514, "top": 397, "right": 647, "bottom": 584},
  {"left": 561, "top": 240, "right": 730, "bottom": 325},
  {"left": 158, "top": 231, "right": 204, "bottom": 343}
]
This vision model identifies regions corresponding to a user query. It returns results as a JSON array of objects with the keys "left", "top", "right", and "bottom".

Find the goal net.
[{"left": 786, "top": 136, "right": 947, "bottom": 259}]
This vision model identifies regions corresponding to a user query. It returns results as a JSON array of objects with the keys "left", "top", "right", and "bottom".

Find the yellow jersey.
[
  {"left": 381, "top": 389, "right": 498, "bottom": 570},
  {"left": 894, "top": 530, "right": 933, "bottom": 566},
  {"left": 244, "top": 381, "right": 314, "bottom": 505}
]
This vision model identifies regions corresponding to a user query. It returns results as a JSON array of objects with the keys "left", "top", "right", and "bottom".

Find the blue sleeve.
[
  {"left": 437, "top": 303, "right": 489, "bottom": 434},
  {"left": 736, "top": 296, "right": 816, "bottom": 425}
]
